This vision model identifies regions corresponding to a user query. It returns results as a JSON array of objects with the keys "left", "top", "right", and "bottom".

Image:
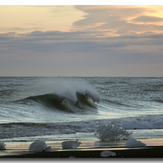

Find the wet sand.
[{"left": 1, "top": 138, "right": 163, "bottom": 158}]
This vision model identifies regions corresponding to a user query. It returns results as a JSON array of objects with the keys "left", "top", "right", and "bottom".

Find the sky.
[{"left": 0, "top": 4, "right": 163, "bottom": 77}]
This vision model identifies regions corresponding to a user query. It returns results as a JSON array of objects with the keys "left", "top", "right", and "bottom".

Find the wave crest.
[
  {"left": 25, "top": 94, "right": 71, "bottom": 112},
  {"left": 16, "top": 79, "right": 100, "bottom": 113},
  {"left": 23, "top": 92, "right": 99, "bottom": 113}
]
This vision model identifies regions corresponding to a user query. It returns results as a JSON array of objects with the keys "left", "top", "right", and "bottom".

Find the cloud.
[
  {"left": 132, "top": 16, "right": 163, "bottom": 22},
  {"left": 1, "top": 31, "right": 163, "bottom": 64},
  {"left": 0, "top": 5, "right": 86, "bottom": 34},
  {"left": 74, "top": 5, "right": 163, "bottom": 36},
  {"left": 1, "top": 5, "right": 163, "bottom": 76}
]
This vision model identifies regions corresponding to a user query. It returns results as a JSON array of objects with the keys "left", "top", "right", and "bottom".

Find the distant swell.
[{"left": 22, "top": 92, "right": 98, "bottom": 113}]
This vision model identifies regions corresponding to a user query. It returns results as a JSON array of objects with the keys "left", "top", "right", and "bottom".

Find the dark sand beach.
[
  {"left": 1, "top": 146, "right": 163, "bottom": 158},
  {"left": 1, "top": 138, "right": 163, "bottom": 158}
]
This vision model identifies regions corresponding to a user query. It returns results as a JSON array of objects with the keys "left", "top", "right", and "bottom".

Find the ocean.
[{"left": 0, "top": 77, "right": 163, "bottom": 143}]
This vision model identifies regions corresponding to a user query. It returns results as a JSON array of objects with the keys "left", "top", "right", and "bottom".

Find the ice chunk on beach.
[
  {"left": 29, "top": 140, "right": 51, "bottom": 152},
  {"left": 100, "top": 150, "right": 116, "bottom": 157},
  {"left": 94, "top": 121, "right": 131, "bottom": 141},
  {"left": 44, "top": 146, "right": 51, "bottom": 152},
  {"left": 125, "top": 136, "right": 146, "bottom": 147},
  {"left": 0, "top": 143, "right": 6, "bottom": 150},
  {"left": 62, "top": 140, "right": 81, "bottom": 149}
]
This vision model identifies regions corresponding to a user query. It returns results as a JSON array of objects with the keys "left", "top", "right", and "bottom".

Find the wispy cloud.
[{"left": 74, "top": 5, "right": 163, "bottom": 36}]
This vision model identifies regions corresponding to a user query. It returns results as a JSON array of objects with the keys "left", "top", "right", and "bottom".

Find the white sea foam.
[
  {"left": 112, "top": 115, "right": 163, "bottom": 129},
  {"left": 1, "top": 115, "right": 163, "bottom": 140}
]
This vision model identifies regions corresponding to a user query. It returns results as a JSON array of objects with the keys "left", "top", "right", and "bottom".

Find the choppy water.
[{"left": 0, "top": 77, "right": 163, "bottom": 142}]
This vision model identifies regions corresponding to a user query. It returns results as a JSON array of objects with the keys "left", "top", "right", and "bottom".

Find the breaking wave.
[
  {"left": 12, "top": 79, "right": 101, "bottom": 113},
  {"left": 22, "top": 92, "right": 99, "bottom": 113},
  {"left": 14, "top": 79, "right": 100, "bottom": 114}
]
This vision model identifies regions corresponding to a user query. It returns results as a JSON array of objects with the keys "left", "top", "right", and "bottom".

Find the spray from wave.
[{"left": 16, "top": 78, "right": 101, "bottom": 113}]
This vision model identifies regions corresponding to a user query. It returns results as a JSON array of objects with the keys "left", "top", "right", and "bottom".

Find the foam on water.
[{"left": 1, "top": 114, "right": 163, "bottom": 141}]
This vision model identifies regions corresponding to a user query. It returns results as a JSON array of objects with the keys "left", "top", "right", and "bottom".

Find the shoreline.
[{"left": 1, "top": 138, "right": 163, "bottom": 158}]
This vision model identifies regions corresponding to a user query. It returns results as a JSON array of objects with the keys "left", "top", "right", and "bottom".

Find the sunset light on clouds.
[
  {"left": 0, "top": 3, "right": 163, "bottom": 77},
  {"left": 0, "top": 6, "right": 85, "bottom": 33}
]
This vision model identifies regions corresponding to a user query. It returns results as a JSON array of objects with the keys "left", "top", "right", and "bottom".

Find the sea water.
[{"left": 0, "top": 77, "right": 163, "bottom": 142}]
